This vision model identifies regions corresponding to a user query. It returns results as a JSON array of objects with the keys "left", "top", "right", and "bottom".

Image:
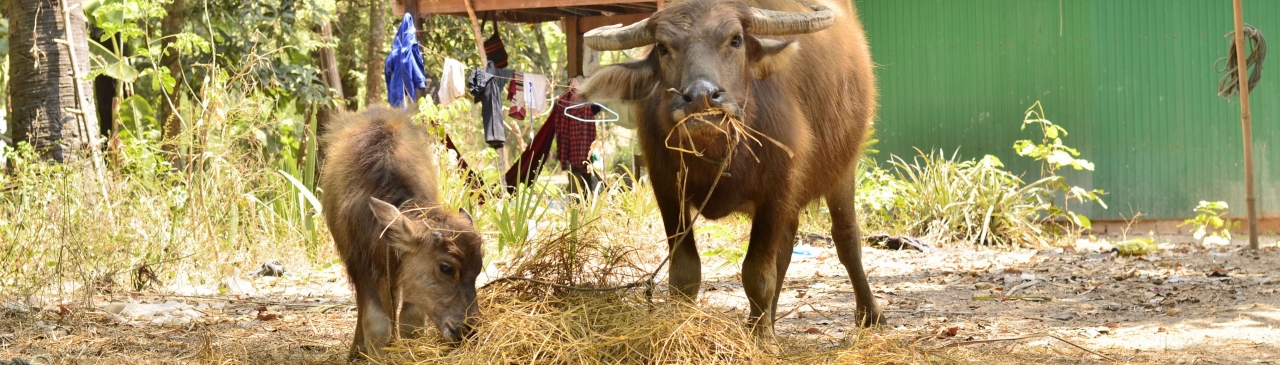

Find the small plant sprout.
[
  {"left": 1014, "top": 101, "right": 1107, "bottom": 230},
  {"left": 1179, "top": 201, "right": 1238, "bottom": 242}
]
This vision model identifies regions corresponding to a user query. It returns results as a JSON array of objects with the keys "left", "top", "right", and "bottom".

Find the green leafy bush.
[{"left": 1179, "top": 201, "right": 1237, "bottom": 241}]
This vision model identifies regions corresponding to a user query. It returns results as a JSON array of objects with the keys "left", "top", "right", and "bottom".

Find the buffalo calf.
[{"left": 319, "top": 106, "right": 484, "bottom": 359}]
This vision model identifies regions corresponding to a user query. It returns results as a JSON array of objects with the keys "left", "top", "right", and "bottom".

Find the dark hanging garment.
[
  {"left": 467, "top": 62, "right": 514, "bottom": 149},
  {"left": 482, "top": 18, "right": 509, "bottom": 69},
  {"left": 503, "top": 114, "right": 557, "bottom": 193}
]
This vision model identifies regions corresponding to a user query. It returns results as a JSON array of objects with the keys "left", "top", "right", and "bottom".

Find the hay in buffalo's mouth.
[{"left": 665, "top": 108, "right": 794, "bottom": 163}]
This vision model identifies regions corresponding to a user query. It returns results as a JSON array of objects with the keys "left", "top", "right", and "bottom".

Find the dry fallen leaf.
[
  {"left": 938, "top": 326, "right": 959, "bottom": 337},
  {"left": 805, "top": 327, "right": 822, "bottom": 334}
]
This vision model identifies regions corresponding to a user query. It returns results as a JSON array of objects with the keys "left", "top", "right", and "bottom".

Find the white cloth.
[
  {"left": 437, "top": 58, "right": 467, "bottom": 106},
  {"left": 522, "top": 73, "right": 549, "bottom": 116}
]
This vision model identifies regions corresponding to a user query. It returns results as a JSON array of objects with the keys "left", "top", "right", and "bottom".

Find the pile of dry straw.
[{"left": 379, "top": 228, "right": 1029, "bottom": 365}]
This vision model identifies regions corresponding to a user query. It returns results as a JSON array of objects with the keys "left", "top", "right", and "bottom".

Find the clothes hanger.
[{"left": 563, "top": 102, "right": 619, "bottom": 123}]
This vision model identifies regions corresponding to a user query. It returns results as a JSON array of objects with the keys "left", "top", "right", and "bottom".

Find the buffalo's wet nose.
[
  {"left": 682, "top": 80, "right": 725, "bottom": 109},
  {"left": 459, "top": 323, "right": 475, "bottom": 340}
]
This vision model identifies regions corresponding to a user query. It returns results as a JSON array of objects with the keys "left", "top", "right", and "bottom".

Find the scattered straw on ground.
[{"left": 379, "top": 283, "right": 1083, "bottom": 365}]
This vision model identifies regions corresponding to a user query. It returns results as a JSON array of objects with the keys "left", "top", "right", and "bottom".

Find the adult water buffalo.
[{"left": 581, "top": 0, "right": 881, "bottom": 335}]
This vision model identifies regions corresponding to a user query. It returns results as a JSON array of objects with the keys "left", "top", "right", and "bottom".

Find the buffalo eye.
[
  {"left": 439, "top": 263, "right": 455, "bottom": 276},
  {"left": 729, "top": 34, "right": 743, "bottom": 48},
  {"left": 656, "top": 43, "right": 670, "bottom": 56}
]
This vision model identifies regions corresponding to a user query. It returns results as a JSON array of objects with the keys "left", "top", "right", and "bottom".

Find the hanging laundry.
[
  {"left": 503, "top": 109, "right": 557, "bottom": 193},
  {"left": 554, "top": 88, "right": 598, "bottom": 172},
  {"left": 467, "top": 62, "right": 515, "bottom": 149},
  {"left": 384, "top": 13, "right": 426, "bottom": 109},
  {"left": 482, "top": 18, "right": 510, "bottom": 69},
  {"left": 438, "top": 58, "right": 467, "bottom": 106},
  {"left": 506, "top": 74, "right": 526, "bottom": 120},
  {"left": 522, "top": 73, "right": 550, "bottom": 116}
]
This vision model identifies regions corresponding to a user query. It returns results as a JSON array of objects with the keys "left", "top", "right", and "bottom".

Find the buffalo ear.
[
  {"left": 748, "top": 37, "right": 799, "bottom": 79},
  {"left": 369, "top": 197, "right": 423, "bottom": 254},
  {"left": 580, "top": 51, "right": 660, "bottom": 101}
]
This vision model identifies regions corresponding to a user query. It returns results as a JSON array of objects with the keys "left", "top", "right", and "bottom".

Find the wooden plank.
[
  {"left": 565, "top": 15, "right": 582, "bottom": 77},
  {"left": 392, "top": 0, "right": 407, "bottom": 18},
  {"left": 578, "top": 12, "right": 649, "bottom": 32},
  {"left": 417, "top": 0, "right": 651, "bottom": 14}
]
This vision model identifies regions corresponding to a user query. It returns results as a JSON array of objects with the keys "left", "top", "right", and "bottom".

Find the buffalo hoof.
[
  {"left": 750, "top": 327, "right": 781, "bottom": 355},
  {"left": 855, "top": 308, "right": 886, "bottom": 327}
]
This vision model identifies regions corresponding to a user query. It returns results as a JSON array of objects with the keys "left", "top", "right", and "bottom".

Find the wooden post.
[
  {"left": 565, "top": 16, "right": 582, "bottom": 77},
  {"left": 1230, "top": 0, "right": 1259, "bottom": 251},
  {"left": 463, "top": 0, "right": 488, "bottom": 65}
]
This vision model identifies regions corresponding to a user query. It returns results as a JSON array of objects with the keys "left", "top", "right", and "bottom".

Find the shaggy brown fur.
[
  {"left": 319, "top": 106, "right": 484, "bottom": 360},
  {"left": 582, "top": 0, "right": 881, "bottom": 336}
]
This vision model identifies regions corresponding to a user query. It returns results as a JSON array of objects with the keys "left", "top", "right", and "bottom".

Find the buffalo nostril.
[
  {"left": 681, "top": 94, "right": 693, "bottom": 103},
  {"left": 711, "top": 91, "right": 724, "bottom": 102}
]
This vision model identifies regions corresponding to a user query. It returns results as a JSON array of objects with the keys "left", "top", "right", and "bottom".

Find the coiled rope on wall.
[{"left": 1217, "top": 24, "right": 1266, "bottom": 97}]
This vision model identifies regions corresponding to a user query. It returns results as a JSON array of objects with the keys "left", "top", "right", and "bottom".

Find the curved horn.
[
  {"left": 584, "top": 19, "right": 653, "bottom": 51},
  {"left": 749, "top": 5, "right": 834, "bottom": 35}
]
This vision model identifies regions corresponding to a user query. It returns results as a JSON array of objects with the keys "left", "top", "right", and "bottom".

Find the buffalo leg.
[
  {"left": 352, "top": 296, "right": 393, "bottom": 359},
  {"left": 769, "top": 213, "right": 800, "bottom": 322},
  {"left": 354, "top": 283, "right": 395, "bottom": 359},
  {"left": 399, "top": 303, "right": 427, "bottom": 338},
  {"left": 826, "top": 183, "right": 884, "bottom": 327},
  {"left": 742, "top": 204, "right": 791, "bottom": 336},
  {"left": 349, "top": 286, "right": 367, "bottom": 359},
  {"left": 654, "top": 175, "right": 701, "bottom": 299}
]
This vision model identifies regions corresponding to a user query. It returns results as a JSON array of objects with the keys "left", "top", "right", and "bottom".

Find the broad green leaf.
[
  {"left": 101, "top": 60, "right": 139, "bottom": 83},
  {"left": 1208, "top": 216, "right": 1224, "bottom": 229},
  {"left": 1074, "top": 213, "right": 1091, "bottom": 229},
  {"left": 1047, "top": 150, "right": 1075, "bottom": 167},
  {"left": 1045, "top": 125, "right": 1059, "bottom": 139}
]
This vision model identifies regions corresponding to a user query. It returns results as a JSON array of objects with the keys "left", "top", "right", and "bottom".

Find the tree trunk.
[
  {"left": 335, "top": 1, "right": 363, "bottom": 111},
  {"left": 9, "top": 0, "right": 100, "bottom": 163},
  {"left": 528, "top": 24, "right": 551, "bottom": 74},
  {"left": 158, "top": 0, "right": 187, "bottom": 171},
  {"left": 364, "top": 0, "right": 386, "bottom": 106},
  {"left": 314, "top": 19, "right": 344, "bottom": 168}
]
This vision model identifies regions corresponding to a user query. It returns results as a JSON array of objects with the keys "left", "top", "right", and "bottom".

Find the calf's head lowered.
[{"left": 368, "top": 198, "right": 483, "bottom": 342}]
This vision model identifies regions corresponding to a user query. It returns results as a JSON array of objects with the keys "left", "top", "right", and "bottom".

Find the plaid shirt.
[{"left": 554, "top": 89, "right": 597, "bottom": 171}]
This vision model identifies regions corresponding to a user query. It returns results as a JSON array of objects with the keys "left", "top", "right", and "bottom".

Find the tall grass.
[
  {"left": 0, "top": 92, "right": 329, "bottom": 302},
  {"left": 884, "top": 149, "right": 1055, "bottom": 247}
]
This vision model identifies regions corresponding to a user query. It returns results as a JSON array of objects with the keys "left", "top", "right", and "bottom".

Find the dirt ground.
[{"left": 2, "top": 234, "right": 1278, "bottom": 364}]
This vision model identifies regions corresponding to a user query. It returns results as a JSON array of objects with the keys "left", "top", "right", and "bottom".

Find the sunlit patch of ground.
[{"left": 2, "top": 235, "right": 1277, "bottom": 364}]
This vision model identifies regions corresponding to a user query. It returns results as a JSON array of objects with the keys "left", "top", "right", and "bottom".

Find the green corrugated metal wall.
[{"left": 854, "top": 0, "right": 1279, "bottom": 220}]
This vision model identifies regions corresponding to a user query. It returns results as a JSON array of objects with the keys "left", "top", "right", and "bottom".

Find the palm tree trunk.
[
  {"left": 8, "top": 0, "right": 99, "bottom": 162},
  {"left": 158, "top": 0, "right": 187, "bottom": 171}
]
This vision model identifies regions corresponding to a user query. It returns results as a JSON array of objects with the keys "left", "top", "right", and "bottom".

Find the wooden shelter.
[{"left": 392, "top": 0, "right": 658, "bottom": 77}]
